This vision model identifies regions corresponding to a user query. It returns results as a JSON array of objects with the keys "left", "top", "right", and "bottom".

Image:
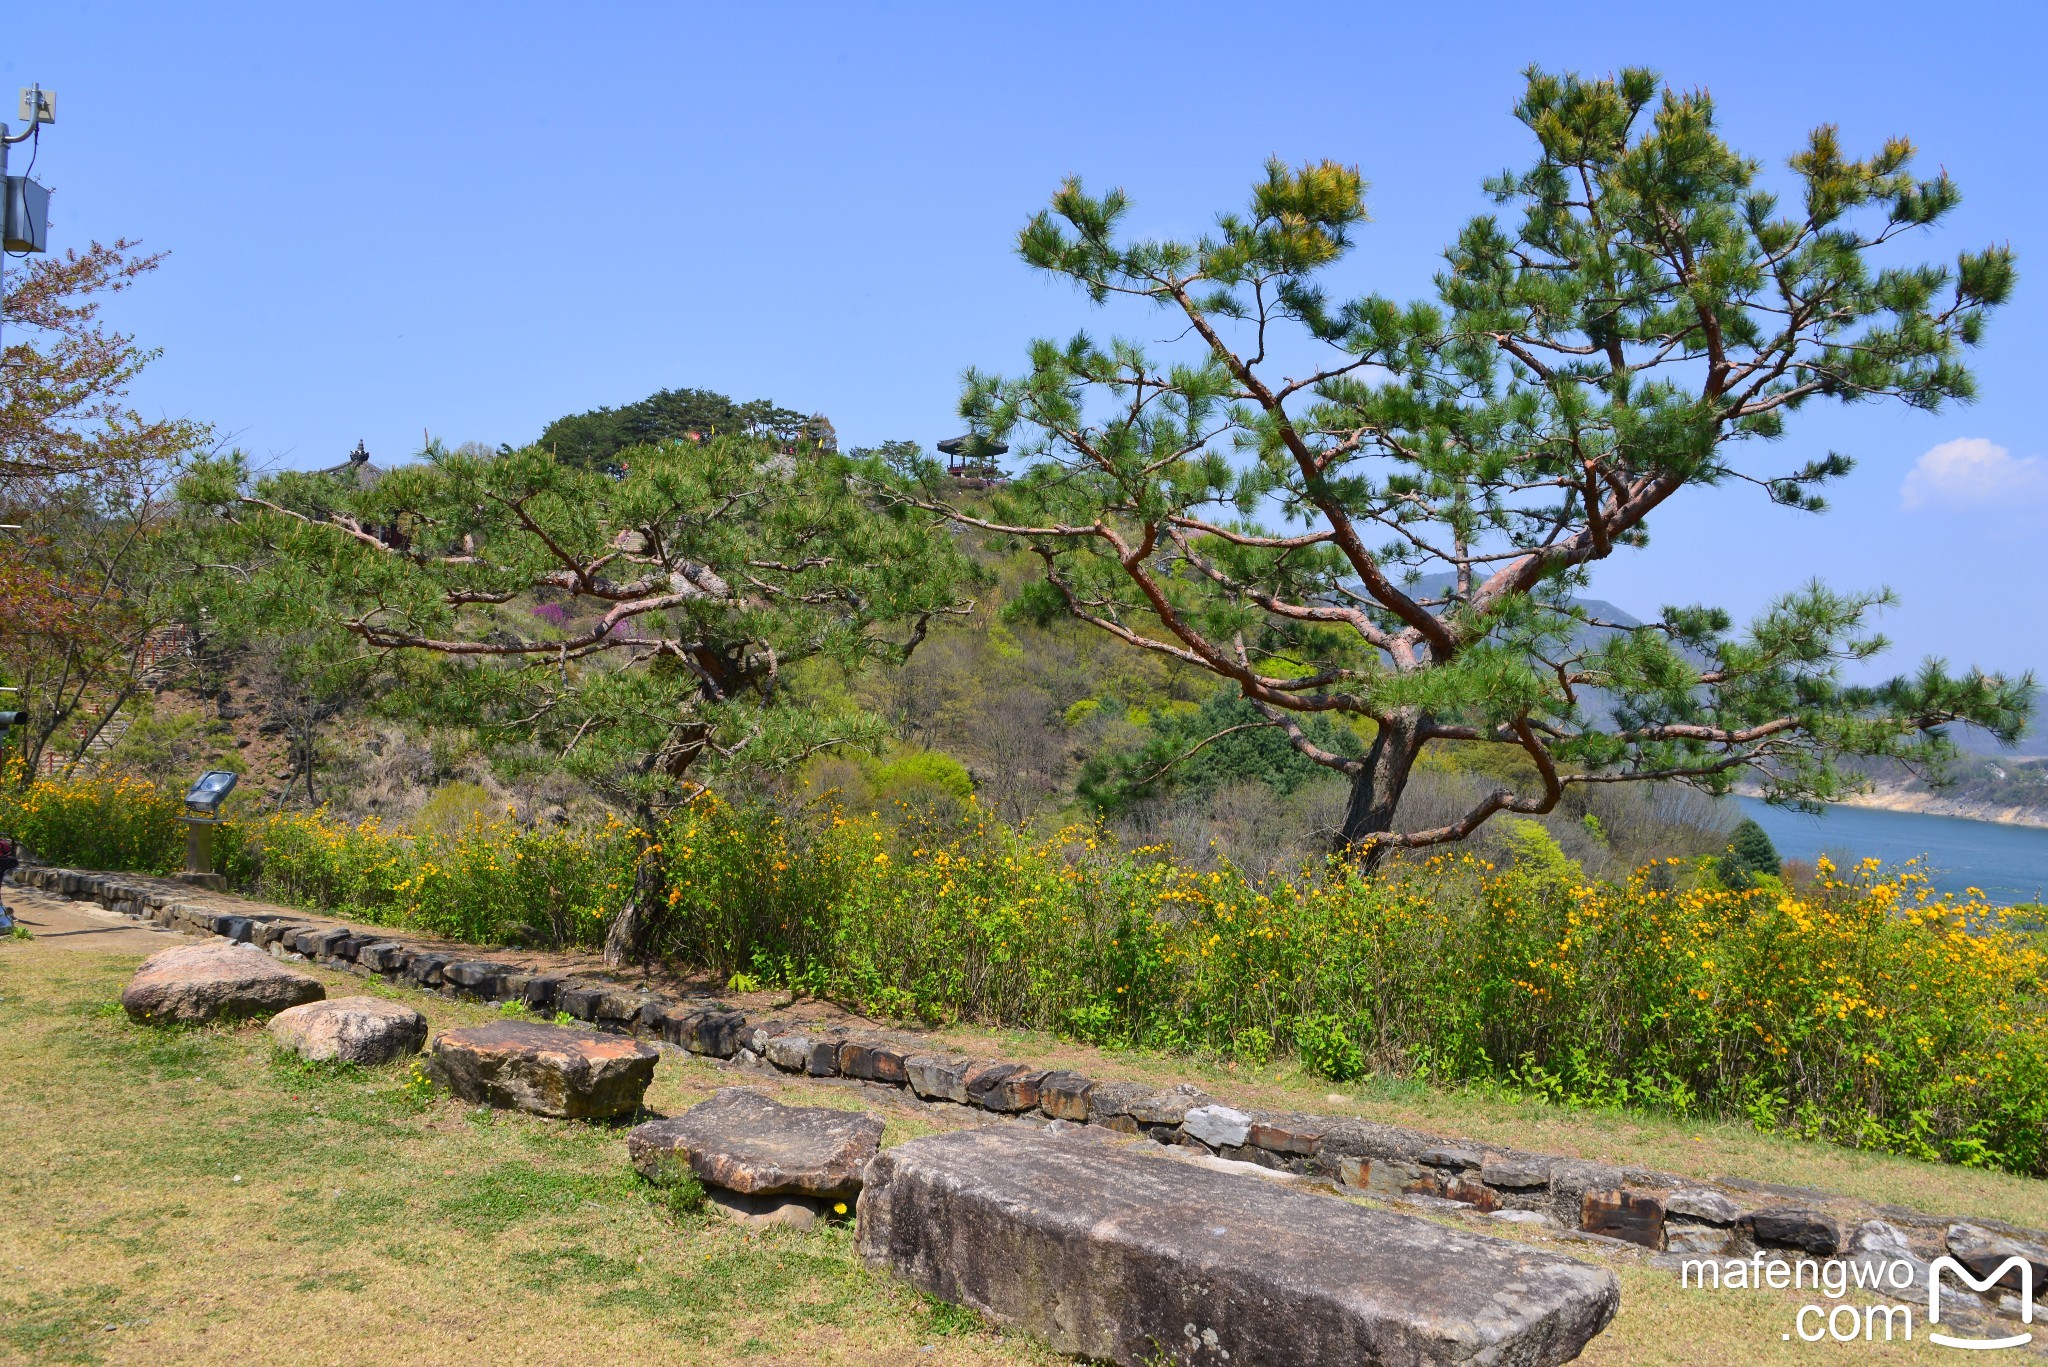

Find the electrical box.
[{"left": 3, "top": 176, "right": 48, "bottom": 253}]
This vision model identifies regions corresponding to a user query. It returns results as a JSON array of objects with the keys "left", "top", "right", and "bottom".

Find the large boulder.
[
  {"left": 427, "top": 1021, "right": 659, "bottom": 1119},
  {"left": 121, "top": 941, "right": 325, "bottom": 1025},
  {"left": 267, "top": 996, "right": 427, "bottom": 1065},
  {"left": 858, "top": 1127, "right": 1618, "bottom": 1367},
  {"left": 627, "top": 1087, "right": 883, "bottom": 1201}
]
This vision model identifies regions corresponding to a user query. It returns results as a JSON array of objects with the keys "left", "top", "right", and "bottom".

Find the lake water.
[{"left": 1734, "top": 796, "right": 2048, "bottom": 906}]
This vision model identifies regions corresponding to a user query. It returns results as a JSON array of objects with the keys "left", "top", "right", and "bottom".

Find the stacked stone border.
[{"left": 23, "top": 864, "right": 2048, "bottom": 1295}]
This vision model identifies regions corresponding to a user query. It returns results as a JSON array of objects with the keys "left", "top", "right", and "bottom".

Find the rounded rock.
[
  {"left": 268, "top": 996, "right": 428, "bottom": 1065},
  {"left": 121, "top": 941, "right": 325, "bottom": 1025}
]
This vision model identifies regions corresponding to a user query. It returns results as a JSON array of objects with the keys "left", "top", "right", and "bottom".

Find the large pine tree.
[{"left": 911, "top": 67, "right": 2032, "bottom": 862}]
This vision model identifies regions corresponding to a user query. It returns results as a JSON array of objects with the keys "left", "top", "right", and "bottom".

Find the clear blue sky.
[{"left": 12, "top": 1, "right": 2047, "bottom": 683}]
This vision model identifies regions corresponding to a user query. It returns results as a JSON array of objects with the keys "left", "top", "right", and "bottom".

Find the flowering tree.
[{"left": 0, "top": 243, "right": 209, "bottom": 777}]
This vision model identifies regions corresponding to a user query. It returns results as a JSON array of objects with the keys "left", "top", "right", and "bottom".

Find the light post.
[{"left": 1, "top": 84, "right": 56, "bottom": 355}]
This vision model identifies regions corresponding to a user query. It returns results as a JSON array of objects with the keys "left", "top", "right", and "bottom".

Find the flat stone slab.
[
  {"left": 627, "top": 1087, "right": 882, "bottom": 1200},
  {"left": 857, "top": 1128, "right": 1618, "bottom": 1367},
  {"left": 428, "top": 1021, "right": 659, "bottom": 1119},
  {"left": 121, "top": 941, "right": 325, "bottom": 1024},
  {"left": 267, "top": 996, "right": 427, "bottom": 1065}
]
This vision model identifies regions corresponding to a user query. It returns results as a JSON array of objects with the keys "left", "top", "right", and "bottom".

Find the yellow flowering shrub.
[
  {"left": 652, "top": 805, "right": 2048, "bottom": 1176},
  {"left": 0, "top": 763, "right": 249, "bottom": 877},
  {"left": 9, "top": 767, "right": 2043, "bottom": 1174}
]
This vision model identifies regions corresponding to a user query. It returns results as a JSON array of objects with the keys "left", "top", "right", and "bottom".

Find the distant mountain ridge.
[{"left": 1391, "top": 574, "right": 2044, "bottom": 756}]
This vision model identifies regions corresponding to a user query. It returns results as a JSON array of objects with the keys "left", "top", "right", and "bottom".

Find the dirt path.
[{"left": 3, "top": 884, "right": 195, "bottom": 953}]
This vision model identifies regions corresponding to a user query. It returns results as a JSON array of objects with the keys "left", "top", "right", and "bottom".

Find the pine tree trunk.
[
  {"left": 602, "top": 808, "right": 664, "bottom": 968},
  {"left": 1338, "top": 712, "right": 1426, "bottom": 869}
]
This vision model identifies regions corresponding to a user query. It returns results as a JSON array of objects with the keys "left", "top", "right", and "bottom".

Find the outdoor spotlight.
[{"left": 184, "top": 769, "right": 240, "bottom": 817}]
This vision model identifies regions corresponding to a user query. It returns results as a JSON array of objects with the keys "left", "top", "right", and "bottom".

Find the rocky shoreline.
[
  {"left": 1823, "top": 787, "right": 2048, "bottom": 831},
  {"left": 1734, "top": 782, "right": 2048, "bottom": 832}
]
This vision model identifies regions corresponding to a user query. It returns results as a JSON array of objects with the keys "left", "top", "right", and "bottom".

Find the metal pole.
[{"left": 1, "top": 120, "right": 9, "bottom": 355}]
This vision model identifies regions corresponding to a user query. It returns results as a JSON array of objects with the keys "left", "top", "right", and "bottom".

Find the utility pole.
[{"left": 1, "top": 83, "right": 56, "bottom": 355}]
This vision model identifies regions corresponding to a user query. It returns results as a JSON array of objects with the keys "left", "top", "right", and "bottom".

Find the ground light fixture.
[
  {"left": 179, "top": 770, "right": 239, "bottom": 887},
  {"left": 184, "top": 770, "right": 239, "bottom": 816}
]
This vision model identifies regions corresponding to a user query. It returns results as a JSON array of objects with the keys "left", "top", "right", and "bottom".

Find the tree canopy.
[
  {"left": 909, "top": 66, "right": 2032, "bottom": 861},
  {"left": 178, "top": 436, "right": 975, "bottom": 958},
  {"left": 536, "top": 386, "right": 827, "bottom": 470}
]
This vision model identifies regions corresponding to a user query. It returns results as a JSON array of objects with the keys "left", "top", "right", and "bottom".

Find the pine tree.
[
  {"left": 910, "top": 67, "right": 2032, "bottom": 863},
  {"left": 1726, "top": 818, "right": 1783, "bottom": 882},
  {"left": 177, "top": 434, "right": 977, "bottom": 961}
]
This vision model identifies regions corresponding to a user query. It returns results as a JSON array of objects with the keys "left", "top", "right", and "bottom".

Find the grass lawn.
[
  {"left": 0, "top": 937, "right": 1043, "bottom": 1367},
  {"left": 0, "top": 925, "right": 2021, "bottom": 1364}
]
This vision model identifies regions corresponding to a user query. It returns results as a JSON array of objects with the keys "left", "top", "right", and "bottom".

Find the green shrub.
[
  {"left": 867, "top": 751, "right": 974, "bottom": 802},
  {"left": 1292, "top": 1013, "right": 1366, "bottom": 1082}
]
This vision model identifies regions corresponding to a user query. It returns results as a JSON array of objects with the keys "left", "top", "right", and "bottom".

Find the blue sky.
[{"left": 12, "top": 1, "right": 2047, "bottom": 683}]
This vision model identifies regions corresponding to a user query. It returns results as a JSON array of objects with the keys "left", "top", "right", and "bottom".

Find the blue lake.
[{"left": 1734, "top": 797, "right": 2048, "bottom": 906}]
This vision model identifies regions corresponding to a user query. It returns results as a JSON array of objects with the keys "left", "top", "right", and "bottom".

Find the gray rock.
[
  {"left": 1037, "top": 1071, "right": 1094, "bottom": 1121},
  {"left": 1126, "top": 1083, "right": 1210, "bottom": 1127},
  {"left": 267, "top": 996, "right": 427, "bottom": 1064},
  {"left": 1547, "top": 1160, "right": 1625, "bottom": 1229},
  {"left": 403, "top": 951, "right": 452, "bottom": 987},
  {"left": 594, "top": 989, "right": 650, "bottom": 1024},
  {"left": 627, "top": 1087, "right": 882, "bottom": 1200},
  {"left": 1480, "top": 1154, "right": 1555, "bottom": 1191},
  {"left": 1665, "top": 1189, "right": 1742, "bottom": 1226},
  {"left": 120, "top": 941, "right": 325, "bottom": 1025},
  {"left": 355, "top": 941, "right": 406, "bottom": 973},
  {"left": 963, "top": 1061, "right": 1045, "bottom": 1113},
  {"left": 1319, "top": 1117, "right": 1438, "bottom": 1165},
  {"left": 555, "top": 983, "right": 604, "bottom": 1020},
  {"left": 706, "top": 1187, "right": 827, "bottom": 1230},
  {"left": 1419, "top": 1145, "right": 1485, "bottom": 1172},
  {"left": 1851, "top": 1219, "right": 1913, "bottom": 1260},
  {"left": 1748, "top": 1208, "right": 1843, "bottom": 1257},
  {"left": 663, "top": 1007, "right": 745, "bottom": 1058},
  {"left": 249, "top": 920, "right": 294, "bottom": 949},
  {"left": 838, "top": 1038, "right": 910, "bottom": 1084},
  {"left": 857, "top": 1127, "right": 1619, "bottom": 1367},
  {"left": 1182, "top": 1105, "right": 1253, "bottom": 1150},
  {"left": 427, "top": 1021, "right": 659, "bottom": 1119},
  {"left": 521, "top": 974, "right": 564, "bottom": 1010},
  {"left": 1664, "top": 1221, "right": 1738, "bottom": 1256},
  {"left": 1946, "top": 1224, "right": 2048, "bottom": 1299},
  {"left": 1840, "top": 1220, "right": 1931, "bottom": 1292},
  {"left": 441, "top": 961, "right": 502, "bottom": 995},
  {"left": 1345, "top": 1155, "right": 1440, "bottom": 1199},
  {"left": 1246, "top": 1112, "right": 1332, "bottom": 1157},
  {"left": 906, "top": 1053, "right": 972, "bottom": 1103},
  {"left": 764, "top": 1031, "right": 841, "bottom": 1076}
]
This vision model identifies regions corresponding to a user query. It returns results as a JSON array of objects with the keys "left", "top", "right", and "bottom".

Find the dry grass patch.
[
  {"left": 0, "top": 936, "right": 2023, "bottom": 1366},
  {"left": 0, "top": 942, "right": 1046, "bottom": 1366}
]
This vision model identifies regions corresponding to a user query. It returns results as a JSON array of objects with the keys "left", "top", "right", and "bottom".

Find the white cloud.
[{"left": 1900, "top": 437, "right": 2048, "bottom": 511}]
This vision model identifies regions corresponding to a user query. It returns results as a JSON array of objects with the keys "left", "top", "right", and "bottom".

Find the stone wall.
[{"left": 20, "top": 863, "right": 2047, "bottom": 1294}]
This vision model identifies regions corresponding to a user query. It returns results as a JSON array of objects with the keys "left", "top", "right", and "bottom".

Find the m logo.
[{"left": 1928, "top": 1255, "right": 2034, "bottom": 1351}]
